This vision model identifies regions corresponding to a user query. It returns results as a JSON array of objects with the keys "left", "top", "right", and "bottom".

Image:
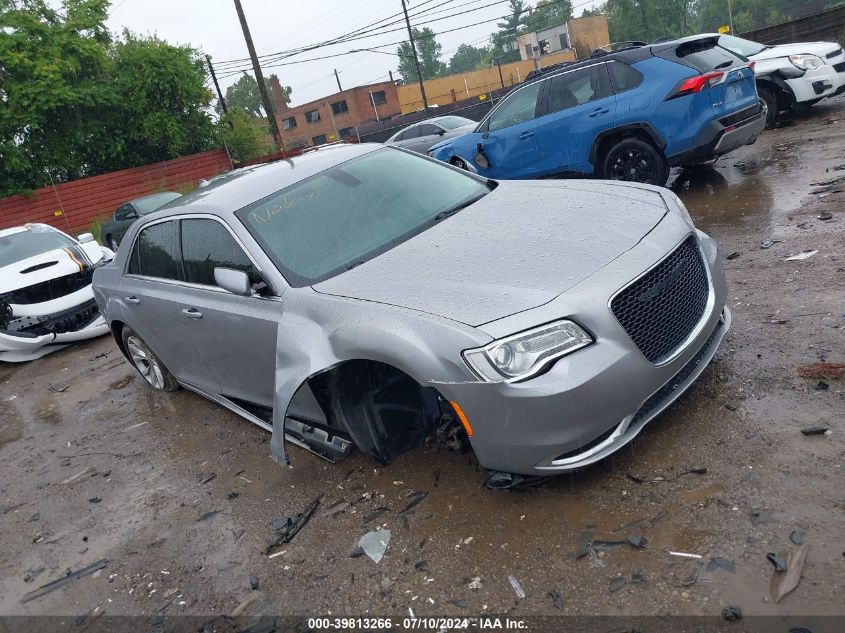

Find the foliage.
[
  {"left": 396, "top": 27, "right": 447, "bottom": 82},
  {"left": 523, "top": 0, "right": 573, "bottom": 33},
  {"left": 0, "top": 0, "right": 218, "bottom": 198},
  {"left": 447, "top": 44, "right": 489, "bottom": 74},
  {"left": 216, "top": 72, "right": 291, "bottom": 118},
  {"left": 217, "top": 109, "right": 270, "bottom": 163},
  {"left": 494, "top": 0, "right": 528, "bottom": 63}
]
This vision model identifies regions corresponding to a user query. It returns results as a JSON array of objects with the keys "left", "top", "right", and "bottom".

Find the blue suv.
[{"left": 428, "top": 36, "right": 766, "bottom": 186}]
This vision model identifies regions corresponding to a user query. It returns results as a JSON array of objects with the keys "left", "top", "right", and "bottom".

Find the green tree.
[
  {"left": 523, "top": 0, "right": 573, "bottom": 33},
  {"left": 396, "top": 27, "right": 447, "bottom": 82},
  {"left": 218, "top": 109, "right": 269, "bottom": 163},
  {"left": 493, "top": 0, "right": 528, "bottom": 63},
  {"left": 448, "top": 43, "right": 489, "bottom": 74},
  {"left": 216, "top": 72, "right": 291, "bottom": 118},
  {"left": 603, "top": 0, "right": 694, "bottom": 43}
]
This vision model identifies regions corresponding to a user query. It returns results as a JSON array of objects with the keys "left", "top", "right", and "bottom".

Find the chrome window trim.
[
  {"left": 607, "top": 232, "right": 716, "bottom": 367},
  {"left": 122, "top": 213, "right": 281, "bottom": 298}
]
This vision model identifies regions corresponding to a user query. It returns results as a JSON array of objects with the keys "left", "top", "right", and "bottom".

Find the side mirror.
[
  {"left": 214, "top": 267, "right": 253, "bottom": 296},
  {"left": 437, "top": 129, "right": 446, "bottom": 136},
  {"left": 125, "top": 210, "right": 139, "bottom": 220},
  {"left": 77, "top": 232, "right": 95, "bottom": 244}
]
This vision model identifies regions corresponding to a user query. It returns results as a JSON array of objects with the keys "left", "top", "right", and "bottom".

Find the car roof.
[
  {"left": 0, "top": 223, "right": 57, "bottom": 239},
  {"left": 129, "top": 191, "right": 180, "bottom": 205},
  {"left": 524, "top": 46, "right": 653, "bottom": 84},
  {"left": 143, "top": 143, "right": 382, "bottom": 220}
]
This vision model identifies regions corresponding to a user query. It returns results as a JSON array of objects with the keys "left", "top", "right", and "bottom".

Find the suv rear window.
[{"left": 657, "top": 39, "right": 742, "bottom": 72}]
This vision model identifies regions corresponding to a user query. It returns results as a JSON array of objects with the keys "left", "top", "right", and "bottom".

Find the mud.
[{"left": 0, "top": 96, "right": 843, "bottom": 619}]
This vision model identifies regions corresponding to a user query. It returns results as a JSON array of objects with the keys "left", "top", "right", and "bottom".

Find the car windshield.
[
  {"left": 435, "top": 116, "right": 475, "bottom": 130},
  {"left": 718, "top": 34, "right": 767, "bottom": 57},
  {"left": 0, "top": 227, "right": 76, "bottom": 268},
  {"left": 237, "top": 148, "right": 491, "bottom": 286},
  {"left": 135, "top": 192, "right": 181, "bottom": 215}
]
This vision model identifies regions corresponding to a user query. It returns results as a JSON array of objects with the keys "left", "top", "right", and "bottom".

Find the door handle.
[
  {"left": 589, "top": 107, "right": 610, "bottom": 117},
  {"left": 125, "top": 296, "right": 140, "bottom": 305},
  {"left": 181, "top": 308, "right": 203, "bottom": 319},
  {"left": 517, "top": 131, "right": 535, "bottom": 140}
]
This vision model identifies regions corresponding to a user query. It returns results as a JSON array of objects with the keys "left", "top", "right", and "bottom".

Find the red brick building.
[{"left": 270, "top": 77, "right": 401, "bottom": 148}]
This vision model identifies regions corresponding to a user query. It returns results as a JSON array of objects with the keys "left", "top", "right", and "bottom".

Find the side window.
[
  {"left": 607, "top": 61, "right": 644, "bottom": 93},
  {"left": 546, "top": 65, "right": 613, "bottom": 115},
  {"left": 181, "top": 219, "right": 258, "bottom": 287},
  {"left": 135, "top": 221, "right": 181, "bottom": 280},
  {"left": 114, "top": 204, "right": 132, "bottom": 221},
  {"left": 417, "top": 124, "right": 441, "bottom": 136},
  {"left": 402, "top": 126, "right": 421, "bottom": 139},
  {"left": 486, "top": 81, "right": 542, "bottom": 132},
  {"left": 128, "top": 237, "right": 141, "bottom": 274}
]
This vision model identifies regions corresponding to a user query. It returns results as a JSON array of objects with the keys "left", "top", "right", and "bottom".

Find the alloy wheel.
[
  {"left": 608, "top": 147, "right": 657, "bottom": 183},
  {"left": 126, "top": 335, "right": 166, "bottom": 390}
]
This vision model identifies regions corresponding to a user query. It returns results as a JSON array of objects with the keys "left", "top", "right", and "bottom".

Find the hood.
[
  {"left": 444, "top": 123, "right": 477, "bottom": 139},
  {"left": 0, "top": 244, "right": 102, "bottom": 295},
  {"left": 314, "top": 180, "right": 667, "bottom": 326},
  {"left": 429, "top": 135, "right": 457, "bottom": 153},
  {"left": 751, "top": 41, "right": 841, "bottom": 60}
]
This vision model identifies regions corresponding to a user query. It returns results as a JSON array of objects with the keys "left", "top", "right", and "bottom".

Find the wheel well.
[
  {"left": 109, "top": 320, "right": 130, "bottom": 361},
  {"left": 298, "top": 359, "right": 444, "bottom": 464},
  {"left": 757, "top": 77, "right": 796, "bottom": 109},
  {"left": 592, "top": 127, "right": 664, "bottom": 172}
]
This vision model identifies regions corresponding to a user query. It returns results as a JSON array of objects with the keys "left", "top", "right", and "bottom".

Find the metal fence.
[{"left": 740, "top": 5, "right": 845, "bottom": 45}]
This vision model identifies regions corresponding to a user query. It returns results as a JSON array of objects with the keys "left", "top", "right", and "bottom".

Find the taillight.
[
  {"left": 666, "top": 71, "right": 725, "bottom": 100},
  {"left": 748, "top": 61, "right": 756, "bottom": 72}
]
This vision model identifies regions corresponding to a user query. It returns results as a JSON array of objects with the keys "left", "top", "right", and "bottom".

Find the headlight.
[
  {"left": 662, "top": 191, "right": 694, "bottom": 229},
  {"left": 789, "top": 54, "right": 824, "bottom": 70},
  {"left": 463, "top": 320, "right": 593, "bottom": 382}
]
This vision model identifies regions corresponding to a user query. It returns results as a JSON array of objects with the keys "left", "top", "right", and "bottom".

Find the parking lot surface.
[{"left": 1, "top": 96, "right": 843, "bottom": 620}]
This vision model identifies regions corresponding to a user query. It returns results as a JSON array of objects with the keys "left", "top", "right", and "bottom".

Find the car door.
[
  {"left": 410, "top": 123, "right": 445, "bottom": 154},
  {"left": 119, "top": 219, "right": 189, "bottom": 379},
  {"left": 391, "top": 126, "right": 418, "bottom": 150},
  {"left": 535, "top": 63, "right": 617, "bottom": 175},
  {"left": 176, "top": 217, "right": 282, "bottom": 407},
  {"left": 474, "top": 79, "right": 544, "bottom": 179}
]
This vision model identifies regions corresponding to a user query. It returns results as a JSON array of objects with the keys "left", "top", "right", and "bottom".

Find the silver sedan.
[
  {"left": 385, "top": 115, "right": 477, "bottom": 154},
  {"left": 92, "top": 144, "right": 730, "bottom": 483}
]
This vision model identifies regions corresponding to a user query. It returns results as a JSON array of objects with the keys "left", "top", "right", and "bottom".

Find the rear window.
[{"left": 657, "top": 39, "right": 743, "bottom": 72}]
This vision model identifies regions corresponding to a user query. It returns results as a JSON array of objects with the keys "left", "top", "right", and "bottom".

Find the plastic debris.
[
  {"left": 627, "top": 535, "right": 648, "bottom": 549},
  {"left": 507, "top": 575, "right": 525, "bottom": 599},
  {"left": 249, "top": 575, "right": 259, "bottom": 590},
  {"left": 681, "top": 566, "right": 699, "bottom": 586},
  {"left": 358, "top": 528, "right": 391, "bottom": 563},
  {"left": 61, "top": 465, "right": 95, "bottom": 485},
  {"left": 88, "top": 497, "right": 101, "bottom": 504},
  {"left": 20, "top": 559, "right": 107, "bottom": 604},
  {"left": 227, "top": 492, "right": 239, "bottom": 500},
  {"left": 197, "top": 509, "right": 222, "bottom": 522},
  {"left": 199, "top": 473, "right": 216, "bottom": 484},
  {"left": 721, "top": 606, "right": 742, "bottom": 621},
  {"left": 399, "top": 491, "right": 428, "bottom": 514},
  {"left": 760, "top": 239, "right": 781, "bottom": 249},
  {"left": 766, "top": 553, "right": 787, "bottom": 572},
  {"left": 707, "top": 557, "right": 736, "bottom": 573},
  {"left": 630, "top": 570, "right": 648, "bottom": 587},
  {"left": 669, "top": 551, "right": 702, "bottom": 559},
  {"left": 725, "top": 251, "right": 741, "bottom": 260},
  {"left": 801, "top": 426, "right": 829, "bottom": 436},
  {"left": 784, "top": 250, "right": 818, "bottom": 261},
  {"left": 548, "top": 589, "right": 563, "bottom": 609},
  {"left": 608, "top": 576, "right": 626, "bottom": 592},
  {"left": 817, "top": 212, "right": 832, "bottom": 221},
  {"left": 468, "top": 577, "right": 482, "bottom": 590},
  {"left": 789, "top": 529, "right": 807, "bottom": 546},
  {"left": 266, "top": 495, "right": 322, "bottom": 554},
  {"left": 771, "top": 543, "right": 809, "bottom": 603},
  {"left": 322, "top": 499, "right": 348, "bottom": 517}
]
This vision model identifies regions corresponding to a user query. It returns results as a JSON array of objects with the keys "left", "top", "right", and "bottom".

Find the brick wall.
[{"left": 0, "top": 149, "right": 231, "bottom": 235}]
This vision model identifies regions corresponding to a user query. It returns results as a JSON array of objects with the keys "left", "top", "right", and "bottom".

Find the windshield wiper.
[{"left": 433, "top": 193, "right": 487, "bottom": 222}]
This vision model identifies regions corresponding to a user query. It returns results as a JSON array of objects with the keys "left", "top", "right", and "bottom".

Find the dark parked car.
[
  {"left": 101, "top": 192, "right": 181, "bottom": 250},
  {"left": 385, "top": 115, "right": 477, "bottom": 154}
]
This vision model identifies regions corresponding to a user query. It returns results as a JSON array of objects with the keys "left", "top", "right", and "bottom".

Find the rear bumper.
[{"left": 670, "top": 101, "right": 767, "bottom": 166}]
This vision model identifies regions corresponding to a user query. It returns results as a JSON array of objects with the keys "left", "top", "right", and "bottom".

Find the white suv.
[{"left": 718, "top": 34, "right": 845, "bottom": 127}]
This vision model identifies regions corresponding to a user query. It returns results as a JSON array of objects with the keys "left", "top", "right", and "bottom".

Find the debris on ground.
[
  {"left": 608, "top": 576, "right": 626, "bottom": 592},
  {"left": 771, "top": 543, "right": 809, "bottom": 603},
  {"left": 20, "top": 559, "right": 108, "bottom": 603},
  {"left": 760, "top": 239, "right": 780, "bottom": 249},
  {"left": 468, "top": 577, "right": 482, "bottom": 590},
  {"left": 789, "top": 529, "right": 807, "bottom": 546},
  {"left": 682, "top": 566, "right": 699, "bottom": 586},
  {"left": 363, "top": 507, "right": 389, "bottom": 523},
  {"left": 669, "top": 551, "right": 702, "bottom": 559},
  {"left": 321, "top": 500, "right": 349, "bottom": 517},
  {"left": 815, "top": 380, "right": 830, "bottom": 390},
  {"left": 446, "top": 599, "right": 467, "bottom": 608},
  {"left": 817, "top": 212, "right": 833, "bottom": 221},
  {"left": 358, "top": 528, "right": 391, "bottom": 563},
  {"left": 766, "top": 552, "right": 788, "bottom": 572},
  {"left": 231, "top": 592, "right": 263, "bottom": 616},
  {"left": 798, "top": 362, "right": 844, "bottom": 379},
  {"left": 784, "top": 250, "right": 818, "bottom": 261},
  {"left": 750, "top": 510, "right": 779, "bottom": 526},
  {"left": 61, "top": 465, "right": 95, "bottom": 485},
  {"left": 626, "top": 535, "right": 647, "bottom": 549},
  {"left": 227, "top": 492, "right": 239, "bottom": 500},
  {"left": 726, "top": 251, "right": 741, "bottom": 260},
  {"left": 507, "top": 575, "right": 525, "bottom": 599},
  {"left": 707, "top": 557, "right": 736, "bottom": 573},
  {"left": 399, "top": 491, "right": 427, "bottom": 514},
  {"left": 575, "top": 532, "right": 593, "bottom": 559},
  {"left": 249, "top": 575, "right": 259, "bottom": 590},
  {"left": 628, "top": 467, "right": 706, "bottom": 483},
  {"left": 197, "top": 509, "right": 222, "bottom": 522},
  {"left": 721, "top": 605, "right": 742, "bottom": 621},
  {"left": 266, "top": 495, "right": 322, "bottom": 553},
  {"left": 88, "top": 497, "right": 101, "bottom": 504},
  {"left": 198, "top": 473, "right": 216, "bottom": 484},
  {"left": 548, "top": 589, "right": 563, "bottom": 609},
  {"left": 800, "top": 426, "right": 829, "bottom": 436},
  {"left": 48, "top": 383, "right": 70, "bottom": 393}
]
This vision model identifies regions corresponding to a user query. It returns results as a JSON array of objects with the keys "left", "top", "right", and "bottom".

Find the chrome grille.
[{"left": 611, "top": 235, "right": 709, "bottom": 363}]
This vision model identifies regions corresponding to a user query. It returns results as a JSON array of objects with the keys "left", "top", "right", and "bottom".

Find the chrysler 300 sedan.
[{"left": 92, "top": 143, "right": 730, "bottom": 481}]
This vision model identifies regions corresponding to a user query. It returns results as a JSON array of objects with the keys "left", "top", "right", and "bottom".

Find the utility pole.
[
  {"left": 727, "top": 0, "right": 735, "bottom": 34},
  {"left": 401, "top": 0, "right": 429, "bottom": 113},
  {"left": 388, "top": 70, "right": 394, "bottom": 84},
  {"left": 334, "top": 69, "right": 342, "bottom": 92},
  {"left": 206, "top": 55, "right": 229, "bottom": 116},
  {"left": 233, "top": 0, "right": 283, "bottom": 149},
  {"left": 495, "top": 57, "right": 505, "bottom": 89}
]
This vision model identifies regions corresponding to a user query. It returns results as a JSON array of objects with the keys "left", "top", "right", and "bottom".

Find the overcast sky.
[{"left": 101, "top": 0, "right": 603, "bottom": 108}]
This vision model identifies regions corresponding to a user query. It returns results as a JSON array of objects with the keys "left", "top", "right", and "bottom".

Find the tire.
[
  {"left": 601, "top": 138, "right": 669, "bottom": 186},
  {"left": 107, "top": 235, "right": 119, "bottom": 251},
  {"left": 758, "top": 84, "right": 779, "bottom": 128},
  {"left": 450, "top": 157, "right": 468, "bottom": 170},
  {"left": 121, "top": 326, "right": 179, "bottom": 392}
]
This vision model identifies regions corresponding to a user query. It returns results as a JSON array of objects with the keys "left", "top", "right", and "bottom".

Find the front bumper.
[
  {"left": 786, "top": 57, "right": 845, "bottom": 102},
  {"left": 433, "top": 227, "right": 730, "bottom": 476}
]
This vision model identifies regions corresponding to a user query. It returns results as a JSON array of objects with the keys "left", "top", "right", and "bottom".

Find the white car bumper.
[{"left": 786, "top": 53, "right": 845, "bottom": 102}]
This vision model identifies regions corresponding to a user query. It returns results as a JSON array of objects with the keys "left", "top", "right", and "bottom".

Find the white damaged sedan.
[{"left": 1, "top": 224, "right": 114, "bottom": 362}]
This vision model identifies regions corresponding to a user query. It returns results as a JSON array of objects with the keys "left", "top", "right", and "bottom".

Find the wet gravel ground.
[{"left": 0, "top": 96, "right": 843, "bottom": 623}]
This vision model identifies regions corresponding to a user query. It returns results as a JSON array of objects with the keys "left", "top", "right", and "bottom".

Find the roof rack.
[{"left": 301, "top": 140, "right": 351, "bottom": 154}]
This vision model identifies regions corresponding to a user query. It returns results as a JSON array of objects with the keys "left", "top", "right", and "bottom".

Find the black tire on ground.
[
  {"left": 107, "top": 235, "right": 119, "bottom": 251},
  {"left": 121, "top": 326, "right": 179, "bottom": 392},
  {"left": 758, "top": 84, "right": 779, "bottom": 128},
  {"left": 601, "top": 138, "right": 669, "bottom": 186}
]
